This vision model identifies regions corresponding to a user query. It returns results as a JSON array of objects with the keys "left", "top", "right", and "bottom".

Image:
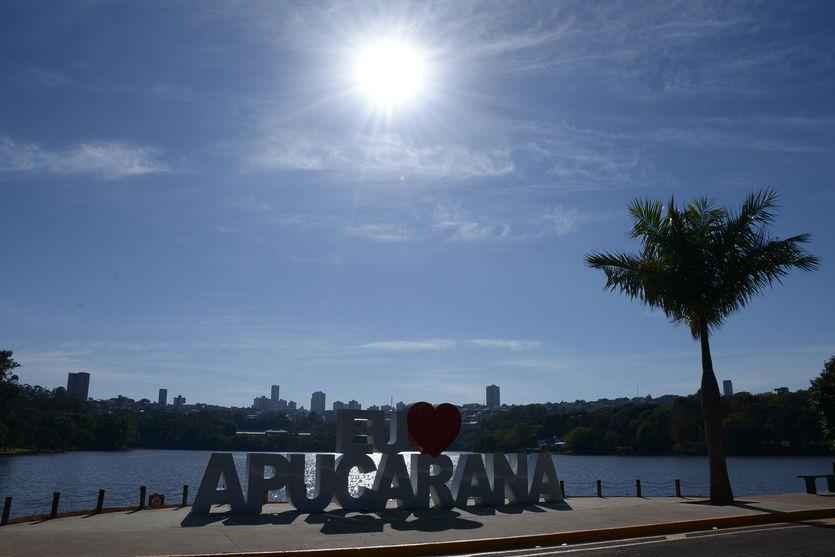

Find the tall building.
[
  {"left": 253, "top": 396, "right": 271, "bottom": 411},
  {"left": 173, "top": 395, "right": 186, "bottom": 408},
  {"left": 486, "top": 384, "right": 500, "bottom": 408},
  {"left": 288, "top": 400, "right": 297, "bottom": 411},
  {"left": 348, "top": 399, "right": 361, "bottom": 410},
  {"left": 158, "top": 388, "right": 168, "bottom": 406},
  {"left": 723, "top": 380, "right": 734, "bottom": 398},
  {"left": 271, "top": 385, "right": 280, "bottom": 408},
  {"left": 333, "top": 400, "right": 346, "bottom": 411},
  {"left": 311, "top": 391, "right": 326, "bottom": 414},
  {"left": 66, "top": 372, "right": 90, "bottom": 401}
]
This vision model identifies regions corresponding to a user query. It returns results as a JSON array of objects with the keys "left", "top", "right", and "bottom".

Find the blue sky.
[{"left": 1, "top": 1, "right": 833, "bottom": 408}]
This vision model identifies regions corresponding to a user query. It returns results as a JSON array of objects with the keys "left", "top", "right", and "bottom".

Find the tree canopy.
[
  {"left": 586, "top": 189, "right": 819, "bottom": 338},
  {"left": 809, "top": 356, "right": 835, "bottom": 450}
]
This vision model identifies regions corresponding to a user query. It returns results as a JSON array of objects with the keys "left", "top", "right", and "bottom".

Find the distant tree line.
[
  {"left": 0, "top": 350, "right": 335, "bottom": 452},
  {"left": 2, "top": 350, "right": 834, "bottom": 455},
  {"left": 455, "top": 387, "right": 832, "bottom": 455}
]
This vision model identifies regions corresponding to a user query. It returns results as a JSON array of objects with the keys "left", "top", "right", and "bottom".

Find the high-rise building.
[
  {"left": 158, "top": 388, "right": 168, "bottom": 405},
  {"left": 396, "top": 401, "right": 406, "bottom": 411},
  {"left": 173, "top": 395, "right": 186, "bottom": 408},
  {"left": 288, "top": 400, "right": 297, "bottom": 411},
  {"left": 66, "top": 372, "right": 91, "bottom": 401},
  {"left": 348, "top": 399, "right": 361, "bottom": 410},
  {"left": 253, "top": 396, "right": 271, "bottom": 411},
  {"left": 333, "top": 400, "right": 346, "bottom": 411},
  {"left": 311, "top": 391, "right": 326, "bottom": 414},
  {"left": 486, "top": 384, "right": 500, "bottom": 408},
  {"left": 271, "top": 385, "right": 280, "bottom": 408},
  {"left": 723, "top": 380, "right": 734, "bottom": 398}
]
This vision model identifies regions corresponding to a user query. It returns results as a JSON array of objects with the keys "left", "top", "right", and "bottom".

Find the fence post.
[
  {"left": 559, "top": 480, "right": 565, "bottom": 498},
  {"left": 139, "top": 486, "right": 147, "bottom": 510},
  {"left": 1, "top": 496, "right": 11, "bottom": 526},
  {"left": 181, "top": 484, "right": 189, "bottom": 507},
  {"left": 50, "top": 492, "right": 60, "bottom": 519},
  {"left": 636, "top": 479, "right": 642, "bottom": 498},
  {"left": 95, "top": 489, "right": 105, "bottom": 514},
  {"left": 675, "top": 479, "right": 682, "bottom": 498},
  {"left": 596, "top": 479, "right": 602, "bottom": 497}
]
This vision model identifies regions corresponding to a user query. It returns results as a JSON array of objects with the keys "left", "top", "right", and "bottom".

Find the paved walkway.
[{"left": 1, "top": 494, "right": 834, "bottom": 556}]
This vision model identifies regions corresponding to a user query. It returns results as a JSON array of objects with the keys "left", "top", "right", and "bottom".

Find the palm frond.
[{"left": 586, "top": 188, "right": 819, "bottom": 340}]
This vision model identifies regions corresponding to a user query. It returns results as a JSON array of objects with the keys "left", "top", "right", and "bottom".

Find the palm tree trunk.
[{"left": 699, "top": 322, "right": 734, "bottom": 505}]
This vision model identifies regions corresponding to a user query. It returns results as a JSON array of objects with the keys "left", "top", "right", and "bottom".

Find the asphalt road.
[{"left": 457, "top": 520, "right": 835, "bottom": 556}]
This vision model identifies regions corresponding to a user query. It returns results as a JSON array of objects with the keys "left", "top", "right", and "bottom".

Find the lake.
[{"left": 0, "top": 451, "right": 832, "bottom": 519}]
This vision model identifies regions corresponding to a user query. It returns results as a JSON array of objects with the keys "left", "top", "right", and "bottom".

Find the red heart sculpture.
[{"left": 406, "top": 402, "right": 462, "bottom": 458}]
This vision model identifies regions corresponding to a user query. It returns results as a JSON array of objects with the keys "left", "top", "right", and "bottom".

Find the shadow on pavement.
[{"left": 180, "top": 501, "right": 572, "bottom": 534}]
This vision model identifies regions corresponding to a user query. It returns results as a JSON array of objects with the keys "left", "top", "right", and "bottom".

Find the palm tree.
[{"left": 586, "top": 189, "right": 819, "bottom": 505}]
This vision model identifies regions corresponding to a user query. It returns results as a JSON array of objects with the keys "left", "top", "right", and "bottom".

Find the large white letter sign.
[
  {"left": 333, "top": 453, "right": 377, "bottom": 511},
  {"left": 192, "top": 453, "right": 246, "bottom": 514},
  {"left": 410, "top": 454, "right": 455, "bottom": 508},
  {"left": 451, "top": 454, "right": 495, "bottom": 507},
  {"left": 372, "top": 453, "right": 418, "bottom": 509},
  {"left": 485, "top": 453, "right": 530, "bottom": 504},
  {"left": 336, "top": 410, "right": 385, "bottom": 454},
  {"left": 376, "top": 410, "right": 412, "bottom": 454},
  {"left": 286, "top": 454, "right": 336, "bottom": 512},
  {"left": 244, "top": 453, "right": 291, "bottom": 513},
  {"left": 191, "top": 404, "right": 568, "bottom": 516},
  {"left": 527, "top": 454, "right": 563, "bottom": 503}
]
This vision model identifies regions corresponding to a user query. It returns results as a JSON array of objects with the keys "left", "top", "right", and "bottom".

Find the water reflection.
[{"left": 0, "top": 450, "right": 831, "bottom": 519}]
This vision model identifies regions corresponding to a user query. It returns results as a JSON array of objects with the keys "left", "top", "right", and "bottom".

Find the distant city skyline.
[
  {"left": 53, "top": 374, "right": 767, "bottom": 413},
  {"left": 3, "top": 3, "right": 833, "bottom": 408}
]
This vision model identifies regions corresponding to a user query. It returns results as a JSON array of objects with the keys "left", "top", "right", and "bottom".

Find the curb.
[{"left": 141, "top": 506, "right": 835, "bottom": 557}]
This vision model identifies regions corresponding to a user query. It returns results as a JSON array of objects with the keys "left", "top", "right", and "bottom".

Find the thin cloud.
[
  {"left": 28, "top": 66, "right": 67, "bottom": 88},
  {"left": 467, "top": 339, "right": 541, "bottom": 351},
  {"left": 341, "top": 223, "right": 415, "bottom": 242},
  {"left": 246, "top": 130, "right": 513, "bottom": 179},
  {"left": 357, "top": 339, "right": 457, "bottom": 352},
  {"left": 432, "top": 203, "right": 510, "bottom": 242},
  {"left": 0, "top": 136, "right": 169, "bottom": 179},
  {"left": 356, "top": 338, "right": 541, "bottom": 352}
]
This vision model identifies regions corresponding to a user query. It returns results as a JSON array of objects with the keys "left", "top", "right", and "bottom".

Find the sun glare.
[{"left": 353, "top": 39, "right": 427, "bottom": 109}]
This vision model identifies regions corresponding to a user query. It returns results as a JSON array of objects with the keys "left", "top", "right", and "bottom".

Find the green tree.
[
  {"left": 1, "top": 350, "right": 20, "bottom": 383},
  {"left": 0, "top": 350, "right": 22, "bottom": 447},
  {"left": 809, "top": 356, "right": 835, "bottom": 450},
  {"left": 586, "top": 189, "right": 818, "bottom": 504}
]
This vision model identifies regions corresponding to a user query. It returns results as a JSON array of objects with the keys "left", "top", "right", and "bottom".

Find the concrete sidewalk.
[{"left": 1, "top": 494, "right": 834, "bottom": 557}]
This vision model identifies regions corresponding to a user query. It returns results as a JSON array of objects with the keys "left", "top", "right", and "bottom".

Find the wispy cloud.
[
  {"left": 467, "top": 339, "right": 541, "bottom": 351},
  {"left": 272, "top": 201, "right": 587, "bottom": 247},
  {"left": 341, "top": 223, "right": 415, "bottom": 242},
  {"left": 27, "top": 66, "right": 67, "bottom": 88},
  {"left": 0, "top": 136, "right": 169, "bottom": 179},
  {"left": 357, "top": 338, "right": 541, "bottom": 352},
  {"left": 246, "top": 130, "right": 513, "bottom": 179},
  {"left": 356, "top": 339, "right": 457, "bottom": 352},
  {"left": 432, "top": 203, "right": 584, "bottom": 242},
  {"left": 432, "top": 203, "right": 510, "bottom": 242},
  {"left": 246, "top": 130, "right": 347, "bottom": 171}
]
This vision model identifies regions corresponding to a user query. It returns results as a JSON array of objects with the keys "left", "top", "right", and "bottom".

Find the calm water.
[{"left": 0, "top": 450, "right": 832, "bottom": 519}]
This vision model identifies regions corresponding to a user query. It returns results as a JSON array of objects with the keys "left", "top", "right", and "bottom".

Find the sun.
[{"left": 352, "top": 39, "right": 428, "bottom": 109}]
